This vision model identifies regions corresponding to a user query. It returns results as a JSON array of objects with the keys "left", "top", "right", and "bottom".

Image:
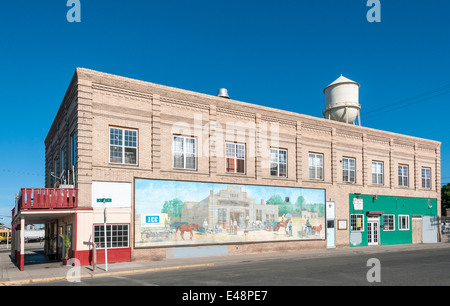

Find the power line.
[{"left": 364, "top": 83, "right": 450, "bottom": 119}]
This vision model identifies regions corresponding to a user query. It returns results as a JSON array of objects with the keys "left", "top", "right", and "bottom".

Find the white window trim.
[
  {"left": 398, "top": 164, "right": 409, "bottom": 188},
  {"left": 383, "top": 214, "right": 395, "bottom": 231},
  {"left": 172, "top": 136, "right": 197, "bottom": 170},
  {"left": 109, "top": 127, "right": 138, "bottom": 166},
  {"left": 398, "top": 215, "right": 410, "bottom": 231},
  {"left": 93, "top": 224, "right": 129, "bottom": 249},
  {"left": 308, "top": 153, "right": 324, "bottom": 180},
  {"left": 225, "top": 142, "right": 246, "bottom": 174},
  {"left": 270, "top": 148, "right": 287, "bottom": 177},
  {"left": 372, "top": 161, "right": 384, "bottom": 185},
  {"left": 421, "top": 167, "right": 431, "bottom": 189},
  {"left": 342, "top": 157, "right": 356, "bottom": 183},
  {"left": 350, "top": 214, "right": 364, "bottom": 232}
]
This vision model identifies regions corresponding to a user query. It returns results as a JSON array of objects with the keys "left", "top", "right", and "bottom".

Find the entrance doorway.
[
  {"left": 412, "top": 216, "right": 423, "bottom": 244},
  {"left": 367, "top": 217, "right": 379, "bottom": 246}
]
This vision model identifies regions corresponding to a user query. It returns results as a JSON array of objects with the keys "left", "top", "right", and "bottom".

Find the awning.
[{"left": 366, "top": 211, "right": 384, "bottom": 216}]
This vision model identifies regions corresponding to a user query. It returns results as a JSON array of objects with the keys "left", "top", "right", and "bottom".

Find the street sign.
[{"left": 96, "top": 198, "right": 112, "bottom": 203}]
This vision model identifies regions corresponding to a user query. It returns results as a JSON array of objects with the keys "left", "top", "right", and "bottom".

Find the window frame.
[
  {"left": 308, "top": 153, "right": 324, "bottom": 180},
  {"left": 172, "top": 135, "right": 197, "bottom": 170},
  {"left": 350, "top": 214, "right": 364, "bottom": 232},
  {"left": 398, "top": 215, "right": 410, "bottom": 231},
  {"left": 270, "top": 148, "right": 288, "bottom": 177},
  {"left": 70, "top": 132, "right": 77, "bottom": 168},
  {"left": 372, "top": 161, "right": 384, "bottom": 185},
  {"left": 421, "top": 167, "right": 431, "bottom": 189},
  {"left": 382, "top": 214, "right": 395, "bottom": 231},
  {"left": 398, "top": 164, "right": 409, "bottom": 188},
  {"left": 109, "top": 127, "right": 138, "bottom": 166},
  {"left": 342, "top": 157, "right": 356, "bottom": 183},
  {"left": 225, "top": 142, "right": 246, "bottom": 174},
  {"left": 93, "top": 224, "right": 129, "bottom": 249}
]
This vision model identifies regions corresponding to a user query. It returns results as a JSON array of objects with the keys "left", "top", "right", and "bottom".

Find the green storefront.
[{"left": 349, "top": 194, "right": 438, "bottom": 247}]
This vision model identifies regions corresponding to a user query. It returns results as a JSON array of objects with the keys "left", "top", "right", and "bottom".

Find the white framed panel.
[{"left": 91, "top": 181, "right": 132, "bottom": 208}]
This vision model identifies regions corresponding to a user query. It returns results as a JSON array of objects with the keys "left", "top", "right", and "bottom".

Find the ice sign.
[
  {"left": 141, "top": 213, "right": 168, "bottom": 228},
  {"left": 146, "top": 216, "right": 160, "bottom": 223}
]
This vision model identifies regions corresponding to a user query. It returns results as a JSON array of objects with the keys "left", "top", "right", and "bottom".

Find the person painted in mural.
[
  {"left": 203, "top": 219, "right": 208, "bottom": 234},
  {"left": 288, "top": 220, "right": 293, "bottom": 237}
]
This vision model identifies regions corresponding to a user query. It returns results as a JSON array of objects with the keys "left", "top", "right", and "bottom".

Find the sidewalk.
[{"left": 1, "top": 242, "right": 449, "bottom": 286}]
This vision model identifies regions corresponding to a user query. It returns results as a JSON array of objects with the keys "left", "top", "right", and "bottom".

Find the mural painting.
[{"left": 135, "top": 179, "right": 325, "bottom": 247}]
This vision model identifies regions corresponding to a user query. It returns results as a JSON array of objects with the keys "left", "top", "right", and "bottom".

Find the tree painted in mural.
[
  {"left": 266, "top": 195, "right": 324, "bottom": 217},
  {"left": 161, "top": 198, "right": 184, "bottom": 218}
]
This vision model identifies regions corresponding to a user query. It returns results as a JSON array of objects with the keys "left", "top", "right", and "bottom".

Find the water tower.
[{"left": 323, "top": 75, "right": 361, "bottom": 126}]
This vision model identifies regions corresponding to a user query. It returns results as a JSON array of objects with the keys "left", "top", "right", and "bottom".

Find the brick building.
[{"left": 10, "top": 68, "right": 441, "bottom": 270}]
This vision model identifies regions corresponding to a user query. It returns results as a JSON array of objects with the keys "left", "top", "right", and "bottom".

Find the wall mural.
[{"left": 135, "top": 179, "right": 325, "bottom": 247}]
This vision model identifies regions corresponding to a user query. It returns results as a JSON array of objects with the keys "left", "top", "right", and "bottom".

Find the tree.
[
  {"left": 161, "top": 198, "right": 184, "bottom": 217},
  {"left": 442, "top": 183, "right": 450, "bottom": 215},
  {"left": 266, "top": 195, "right": 293, "bottom": 217},
  {"left": 295, "top": 196, "right": 306, "bottom": 213}
]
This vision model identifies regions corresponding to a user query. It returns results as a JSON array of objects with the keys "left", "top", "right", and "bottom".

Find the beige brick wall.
[{"left": 45, "top": 68, "right": 442, "bottom": 257}]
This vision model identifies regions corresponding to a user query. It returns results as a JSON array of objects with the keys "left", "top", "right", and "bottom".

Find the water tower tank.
[{"left": 323, "top": 75, "right": 361, "bottom": 125}]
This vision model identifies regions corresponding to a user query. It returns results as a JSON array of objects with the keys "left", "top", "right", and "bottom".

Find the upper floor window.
[
  {"left": 109, "top": 127, "right": 138, "bottom": 165},
  {"left": 372, "top": 161, "right": 383, "bottom": 185},
  {"left": 173, "top": 136, "right": 196, "bottom": 170},
  {"left": 226, "top": 142, "right": 245, "bottom": 174},
  {"left": 270, "top": 148, "right": 287, "bottom": 177},
  {"left": 70, "top": 132, "right": 77, "bottom": 167},
  {"left": 398, "top": 165, "right": 409, "bottom": 187},
  {"left": 421, "top": 168, "right": 431, "bottom": 189},
  {"left": 308, "top": 153, "right": 323, "bottom": 180},
  {"left": 342, "top": 157, "right": 356, "bottom": 183}
]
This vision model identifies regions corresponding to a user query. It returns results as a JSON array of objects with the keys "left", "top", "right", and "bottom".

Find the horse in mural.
[
  {"left": 275, "top": 219, "right": 291, "bottom": 232},
  {"left": 312, "top": 224, "right": 322, "bottom": 235},
  {"left": 176, "top": 224, "right": 199, "bottom": 240}
]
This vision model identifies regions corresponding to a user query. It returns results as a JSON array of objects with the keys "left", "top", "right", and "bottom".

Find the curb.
[{"left": 0, "top": 263, "right": 215, "bottom": 286}]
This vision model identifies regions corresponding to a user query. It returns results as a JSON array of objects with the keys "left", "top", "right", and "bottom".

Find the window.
[
  {"left": 398, "top": 215, "right": 410, "bottom": 231},
  {"left": 70, "top": 132, "right": 77, "bottom": 167},
  {"left": 270, "top": 149, "right": 287, "bottom": 177},
  {"left": 226, "top": 142, "right": 245, "bottom": 174},
  {"left": 218, "top": 209, "right": 227, "bottom": 224},
  {"left": 256, "top": 209, "right": 262, "bottom": 222},
  {"left": 398, "top": 165, "right": 409, "bottom": 187},
  {"left": 309, "top": 153, "right": 323, "bottom": 180},
  {"left": 372, "top": 161, "right": 383, "bottom": 185},
  {"left": 53, "top": 157, "right": 59, "bottom": 186},
  {"left": 109, "top": 127, "right": 137, "bottom": 165},
  {"left": 94, "top": 224, "right": 129, "bottom": 249},
  {"left": 342, "top": 157, "right": 356, "bottom": 183},
  {"left": 61, "top": 148, "right": 66, "bottom": 173},
  {"left": 350, "top": 214, "right": 364, "bottom": 232},
  {"left": 422, "top": 168, "right": 431, "bottom": 189},
  {"left": 173, "top": 136, "right": 196, "bottom": 170},
  {"left": 383, "top": 214, "right": 395, "bottom": 231}
]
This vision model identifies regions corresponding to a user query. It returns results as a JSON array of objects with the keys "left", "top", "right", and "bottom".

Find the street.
[{"left": 23, "top": 245, "right": 450, "bottom": 286}]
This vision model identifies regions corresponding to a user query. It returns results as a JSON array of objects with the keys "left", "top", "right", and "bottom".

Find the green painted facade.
[{"left": 349, "top": 194, "right": 437, "bottom": 247}]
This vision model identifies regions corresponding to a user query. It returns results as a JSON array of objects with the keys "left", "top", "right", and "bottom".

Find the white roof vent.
[{"left": 217, "top": 88, "right": 230, "bottom": 99}]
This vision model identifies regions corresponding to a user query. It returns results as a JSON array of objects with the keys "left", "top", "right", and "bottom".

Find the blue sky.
[{"left": 0, "top": 1, "right": 449, "bottom": 224}]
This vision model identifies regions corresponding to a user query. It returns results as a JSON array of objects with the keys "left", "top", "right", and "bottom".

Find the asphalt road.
[{"left": 25, "top": 246, "right": 450, "bottom": 286}]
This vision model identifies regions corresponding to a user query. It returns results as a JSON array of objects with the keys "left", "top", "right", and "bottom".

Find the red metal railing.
[{"left": 13, "top": 188, "right": 78, "bottom": 220}]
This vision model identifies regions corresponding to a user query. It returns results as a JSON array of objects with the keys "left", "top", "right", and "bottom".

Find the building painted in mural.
[{"left": 10, "top": 68, "right": 441, "bottom": 270}]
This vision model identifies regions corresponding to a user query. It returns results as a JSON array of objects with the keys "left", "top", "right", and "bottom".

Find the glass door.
[{"left": 367, "top": 217, "right": 379, "bottom": 246}]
